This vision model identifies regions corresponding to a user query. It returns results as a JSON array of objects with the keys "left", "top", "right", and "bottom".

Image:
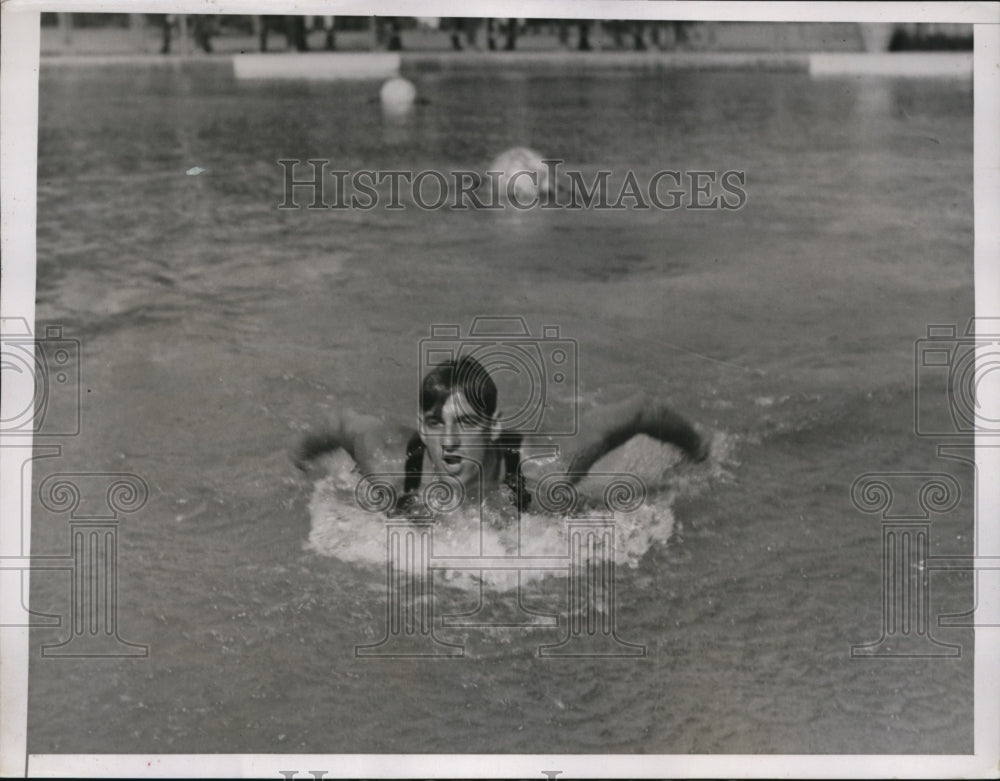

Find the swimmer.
[{"left": 294, "top": 355, "right": 708, "bottom": 514}]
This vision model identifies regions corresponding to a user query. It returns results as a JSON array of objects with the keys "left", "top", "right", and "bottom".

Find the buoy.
[
  {"left": 380, "top": 77, "right": 417, "bottom": 116},
  {"left": 488, "top": 146, "right": 553, "bottom": 203}
]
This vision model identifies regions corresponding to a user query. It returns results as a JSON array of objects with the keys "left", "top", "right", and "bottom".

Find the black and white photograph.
[{"left": 1, "top": 1, "right": 998, "bottom": 777}]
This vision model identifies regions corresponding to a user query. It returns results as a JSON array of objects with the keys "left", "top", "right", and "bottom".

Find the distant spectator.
[
  {"left": 673, "top": 21, "right": 694, "bottom": 49},
  {"left": 441, "top": 17, "right": 481, "bottom": 50},
  {"left": 387, "top": 18, "right": 403, "bottom": 51},
  {"left": 442, "top": 17, "right": 465, "bottom": 52},
  {"left": 192, "top": 15, "right": 216, "bottom": 53},
  {"left": 504, "top": 18, "right": 518, "bottom": 51},
  {"left": 287, "top": 16, "right": 309, "bottom": 52},
  {"left": 256, "top": 15, "right": 273, "bottom": 52},
  {"left": 464, "top": 18, "right": 478, "bottom": 49},
  {"left": 320, "top": 16, "right": 336, "bottom": 51},
  {"left": 610, "top": 20, "right": 625, "bottom": 48},
  {"left": 648, "top": 23, "right": 661, "bottom": 50},
  {"left": 160, "top": 14, "right": 174, "bottom": 54},
  {"left": 633, "top": 22, "right": 647, "bottom": 50},
  {"left": 257, "top": 15, "right": 309, "bottom": 52}
]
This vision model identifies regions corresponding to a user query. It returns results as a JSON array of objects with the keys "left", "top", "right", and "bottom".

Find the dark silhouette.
[
  {"left": 504, "top": 18, "right": 518, "bottom": 51},
  {"left": 192, "top": 15, "right": 216, "bottom": 53},
  {"left": 257, "top": 15, "right": 309, "bottom": 52},
  {"left": 159, "top": 14, "right": 173, "bottom": 54},
  {"left": 322, "top": 16, "right": 336, "bottom": 51},
  {"left": 287, "top": 15, "right": 309, "bottom": 51},
  {"left": 633, "top": 21, "right": 647, "bottom": 50},
  {"left": 387, "top": 18, "right": 403, "bottom": 51}
]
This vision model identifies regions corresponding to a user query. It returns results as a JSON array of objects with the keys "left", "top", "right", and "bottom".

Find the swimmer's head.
[
  {"left": 421, "top": 355, "right": 498, "bottom": 424},
  {"left": 419, "top": 356, "right": 502, "bottom": 487}
]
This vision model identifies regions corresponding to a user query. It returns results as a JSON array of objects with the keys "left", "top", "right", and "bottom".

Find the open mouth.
[{"left": 442, "top": 454, "right": 463, "bottom": 466}]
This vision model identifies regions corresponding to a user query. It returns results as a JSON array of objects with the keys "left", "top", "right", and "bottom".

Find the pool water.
[{"left": 28, "top": 62, "right": 973, "bottom": 754}]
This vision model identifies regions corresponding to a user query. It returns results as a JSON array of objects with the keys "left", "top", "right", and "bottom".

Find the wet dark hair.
[
  {"left": 399, "top": 355, "right": 530, "bottom": 512},
  {"left": 420, "top": 355, "right": 497, "bottom": 425}
]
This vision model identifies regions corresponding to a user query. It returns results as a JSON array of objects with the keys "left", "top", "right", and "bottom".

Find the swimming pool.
[{"left": 28, "top": 60, "right": 973, "bottom": 754}]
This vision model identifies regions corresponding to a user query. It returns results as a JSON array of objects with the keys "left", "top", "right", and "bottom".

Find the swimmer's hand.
[
  {"left": 688, "top": 423, "right": 711, "bottom": 463},
  {"left": 292, "top": 430, "right": 341, "bottom": 472},
  {"left": 636, "top": 398, "right": 709, "bottom": 463},
  {"left": 291, "top": 409, "right": 409, "bottom": 476},
  {"left": 563, "top": 393, "right": 709, "bottom": 478}
]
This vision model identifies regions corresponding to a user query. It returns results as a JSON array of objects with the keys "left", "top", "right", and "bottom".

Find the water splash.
[{"left": 306, "top": 429, "right": 737, "bottom": 591}]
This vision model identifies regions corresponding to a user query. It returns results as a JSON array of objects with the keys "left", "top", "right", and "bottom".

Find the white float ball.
[{"left": 380, "top": 77, "right": 417, "bottom": 116}]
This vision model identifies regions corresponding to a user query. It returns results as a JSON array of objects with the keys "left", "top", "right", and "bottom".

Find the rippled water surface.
[{"left": 28, "top": 62, "right": 973, "bottom": 754}]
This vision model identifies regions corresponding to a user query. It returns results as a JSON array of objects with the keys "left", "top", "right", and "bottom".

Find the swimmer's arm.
[
  {"left": 560, "top": 392, "right": 707, "bottom": 482},
  {"left": 294, "top": 409, "right": 413, "bottom": 476}
]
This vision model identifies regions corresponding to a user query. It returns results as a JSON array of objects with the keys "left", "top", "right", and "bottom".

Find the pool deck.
[
  {"left": 41, "top": 50, "right": 810, "bottom": 70},
  {"left": 40, "top": 50, "right": 973, "bottom": 78}
]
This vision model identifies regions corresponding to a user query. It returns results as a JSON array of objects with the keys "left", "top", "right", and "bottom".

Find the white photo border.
[{"left": 1, "top": 1, "right": 998, "bottom": 777}]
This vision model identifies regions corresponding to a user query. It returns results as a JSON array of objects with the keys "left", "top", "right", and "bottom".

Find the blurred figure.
[
  {"left": 448, "top": 17, "right": 461, "bottom": 50},
  {"left": 557, "top": 20, "right": 570, "bottom": 49},
  {"left": 504, "top": 18, "right": 518, "bottom": 51},
  {"left": 161, "top": 15, "right": 211, "bottom": 55},
  {"left": 256, "top": 15, "right": 309, "bottom": 52},
  {"left": 889, "top": 22, "right": 973, "bottom": 51},
  {"left": 449, "top": 17, "right": 467, "bottom": 51},
  {"left": 317, "top": 15, "right": 336, "bottom": 50},
  {"left": 192, "top": 15, "right": 216, "bottom": 53},
  {"left": 648, "top": 22, "right": 662, "bottom": 50},
  {"left": 387, "top": 18, "right": 403, "bottom": 51},
  {"left": 610, "top": 20, "right": 625, "bottom": 48},
  {"left": 466, "top": 18, "right": 479, "bottom": 49},
  {"left": 256, "top": 15, "right": 274, "bottom": 52},
  {"left": 632, "top": 21, "right": 647, "bottom": 50},
  {"left": 286, "top": 16, "right": 309, "bottom": 52},
  {"left": 673, "top": 21, "right": 691, "bottom": 49},
  {"left": 160, "top": 14, "right": 174, "bottom": 54},
  {"left": 577, "top": 20, "right": 592, "bottom": 51}
]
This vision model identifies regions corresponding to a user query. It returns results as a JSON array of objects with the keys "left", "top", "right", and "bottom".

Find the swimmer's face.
[{"left": 420, "top": 390, "right": 501, "bottom": 489}]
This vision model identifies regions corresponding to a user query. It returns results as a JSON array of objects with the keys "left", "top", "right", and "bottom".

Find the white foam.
[{"left": 305, "top": 429, "right": 738, "bottom": 591}]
